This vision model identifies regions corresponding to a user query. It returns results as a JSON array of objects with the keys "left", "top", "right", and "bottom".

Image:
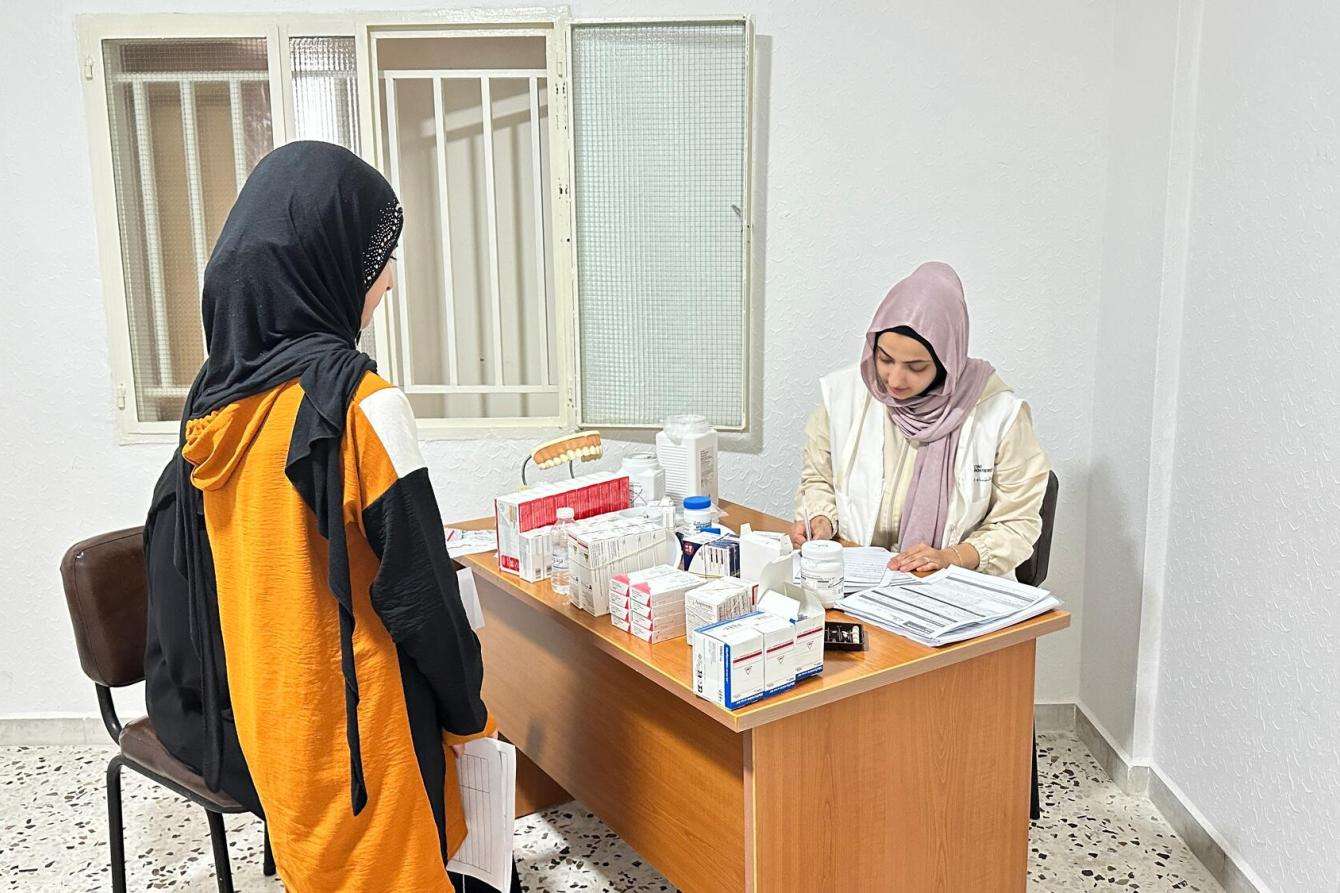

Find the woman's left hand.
[{"left": 888, "top": 543, "right": 956, "bottom": 573}]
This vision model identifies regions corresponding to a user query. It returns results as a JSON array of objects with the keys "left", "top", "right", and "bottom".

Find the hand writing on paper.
[{"left": 789, "top": 516, "right": 834, "bottom": 549}]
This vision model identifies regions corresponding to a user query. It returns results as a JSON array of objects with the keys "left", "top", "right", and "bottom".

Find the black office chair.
[
  {"left": 60, "top": 528, "right": 275, "bottom": 892},
  {"left": 1014, "top": 471, "right": 1060, "bottom": 821}
]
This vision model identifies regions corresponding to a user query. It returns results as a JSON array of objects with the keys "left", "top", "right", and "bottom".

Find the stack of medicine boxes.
[
  {"left": 566, "top": 515, "right": 675, "bottom": 616},
  {"left": 494, "top": 472, "right": 631, "bottom": 582}
]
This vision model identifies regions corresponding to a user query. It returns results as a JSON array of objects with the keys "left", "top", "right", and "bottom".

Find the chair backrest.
[
  {"left": 1014, "top": 472, "right": 1059, "bottom": 588},
  {"left": 59, "top": 527, "right": 148, "bottom": 688}
]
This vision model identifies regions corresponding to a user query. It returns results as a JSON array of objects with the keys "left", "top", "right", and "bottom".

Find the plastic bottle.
[
  {"left": 550, "top": 507, "right": 574, "bottom": 595},
  {"left": 621, "top": 454, "right": 666, "bottom": 507},
  {"left": 656, "top": 415, "right": 719, "bottom": 503},
  {"left": 800, "top": 539, "right": 844, "bottom": 609},
  {"left": 682, "top": 496, "right": 717, "bottom": 531}
]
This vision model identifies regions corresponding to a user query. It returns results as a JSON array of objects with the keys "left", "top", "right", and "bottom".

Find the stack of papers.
[
  {"left": 445, "top": 528, "right": 498, "bottom": 559},
  {"left": 447, "top": 738, "right": 516, "bottom": 889},
  {"left": 836, "top": 565, "right": 1059, "bottom": 647}
]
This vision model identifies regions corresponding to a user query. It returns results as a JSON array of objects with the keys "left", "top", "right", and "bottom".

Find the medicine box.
[
  {"left": 609, "top": 565, "right": 677, "bottom": 631},
  {"left": 495, "top": 472, "right": 630, "bottom": 577},
  {"left": 679, "top": 532, "right": 740, "bottom": 578},
  {"left": 752, "top": 613, "right": 797, "bottom": 695},
  {"left": 515, "top": 526, "right": 552, "bottom": 583},
  {"left": 568, "top": 517, "right": 673, "bottom": 616},
  {"left": 756, "top": 553, "right": 827, "bottom": 680},
  {"left": 738, "top": 527, "right": 793, "bottom": 584},
  {"left": 625, "top": 569, "right": 701, "bottom": 643},
  {"left": 692, "top": 613, "right": 767, "bottom": 709},
  {"left": 685, "top": 577, "right": 753, "bottom": 641}
]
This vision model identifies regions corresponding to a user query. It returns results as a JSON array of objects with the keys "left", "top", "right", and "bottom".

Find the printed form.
[{"left": 447, "top": 738, "right": 517, "bottom": 889}]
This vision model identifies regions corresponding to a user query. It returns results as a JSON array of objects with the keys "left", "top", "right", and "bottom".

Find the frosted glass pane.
[
  {"left": 102, "top": 38, "right": 273, "bottom": 422},
  {"left": 571, "top": 22, "right": 748, "bottom": 428},
  {"left": 290, "top": 36, "right": 359, "bottom": 151}
]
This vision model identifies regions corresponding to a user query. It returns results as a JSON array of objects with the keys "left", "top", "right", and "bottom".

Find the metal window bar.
[
  {"left": 178, "top": 80, "right": 209, "bottom": 295},
  {"left": 117, "top": 68, "right": 262, "bottom": 390},
  {"left": 376, "top": 66, "right": 553, "bottom": 397},
  {"left": 529, "top": 76, "right": 550, "bottom": 386},
  {"left": 382, "top": 77, "right": 417, "bottom": 384},
  {"left": 430, "top": 79, "right": 459, "bottom": 385},
  {"left": 479, "top": 75, "right": 505, "bottom": 385},
  {"left": 129, "top": 81, "right": 172, "bottom": 389}
]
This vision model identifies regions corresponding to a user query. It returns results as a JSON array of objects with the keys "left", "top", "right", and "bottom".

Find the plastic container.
[
  {"left": 550, "top": 507, "right": 574, "bottom": 595},
  {"left": 683, "top": 496, "right": 717, "bottom": 531},
  {"left": 656, "top": 415, "right": 719, "bottom": 503},
  {"left": 800, "top": 539, "right": 844, "bottom": 609},
  {"left": 621, "top": 454, "right": 666, "bottom": 507}
]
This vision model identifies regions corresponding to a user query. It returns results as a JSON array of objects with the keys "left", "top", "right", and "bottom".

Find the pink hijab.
[{"left": 859, "top": 262, "right": 994, "bottom": 549}]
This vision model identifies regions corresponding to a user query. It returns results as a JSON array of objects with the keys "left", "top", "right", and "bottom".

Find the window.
[{"left": 80, "top": 13, "right": 752, "bottom": 441}]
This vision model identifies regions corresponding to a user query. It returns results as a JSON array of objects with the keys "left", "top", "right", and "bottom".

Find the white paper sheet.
[
  {"left": 447, "top": 738, "right": 516, "bottom": 890},
  {"left": 446, "top": 527, "right": 499, "bottom": 559},
  {"left": 456, "top": 568, "right": 485, "bottom": 632}
]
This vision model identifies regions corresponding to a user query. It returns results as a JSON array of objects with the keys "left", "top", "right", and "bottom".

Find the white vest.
[{"left": 820, "top": 366, "right": 1022, "bottom": 552}]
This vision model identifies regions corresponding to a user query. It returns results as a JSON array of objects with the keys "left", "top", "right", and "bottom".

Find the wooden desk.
[{"left": 456, "top": 501, "right": 1069, "bottom": 892}]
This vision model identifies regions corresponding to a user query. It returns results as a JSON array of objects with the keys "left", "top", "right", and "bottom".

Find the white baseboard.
[
  {"left": 1033, "top": 701, "right": 1077, "bottom": 732},
  {"left": 1072, "top": 702, "right": 1268, "bottom": 893},
  {"left": 0, "top": 714, "right": 108, "bottom": 746}
]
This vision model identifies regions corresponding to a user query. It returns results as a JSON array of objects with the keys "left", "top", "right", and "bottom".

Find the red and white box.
[{"left": 494, "top": 472, "right": 630, "bottom": 577}]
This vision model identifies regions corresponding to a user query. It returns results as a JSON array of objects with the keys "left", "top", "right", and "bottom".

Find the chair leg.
[
  {"left": 206, "top": 809, "right": 235, "bottom": 893},
  {"left": 263, "top": 823, "right": 276, "bottom": 877},
  {"left": 106, "top": 755, "right": 127, "bottom": 893},
  {"left": 1030, "top": 729, "right": 1041, "bottom": 821}
]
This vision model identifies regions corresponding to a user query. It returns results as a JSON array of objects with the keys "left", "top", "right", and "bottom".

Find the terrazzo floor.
[{"left": 0, "top": 732, "right": 1221, "bottom": 891}]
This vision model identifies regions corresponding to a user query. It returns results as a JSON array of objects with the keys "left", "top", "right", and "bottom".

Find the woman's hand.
[
  {"left": 889, "top": 543, "right": 957, "bottom": 573},
  {"left": 451, "top": 729, "right": 499, "bottom": 759},
  {"left": 789, "top": 516, "right": 834, "bottom": 549}
]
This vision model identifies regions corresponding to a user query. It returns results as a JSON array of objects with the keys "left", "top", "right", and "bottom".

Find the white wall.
[
  {"left": 1149, "top": 0, "right": 1340, "bottom": 888},
  {"left": 1078, "top": 0, "right": 1183, "bottom": 758},
  {"left": 1, "top": 0, "right": 1110, "bottom": 720}
]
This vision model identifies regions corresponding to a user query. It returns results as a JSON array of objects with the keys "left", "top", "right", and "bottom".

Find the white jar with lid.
[
  {"left": 800, "top": 540, "right": 844, "bottom": 609},
  {"left": 621, "top": 454, "right": 665, "bottom": 507},
  {"left": 656, "top": 414, "right": 718, "bottom": 503},
  {"left": 682, "top": 495, "right": 718, "bottom": 531}
]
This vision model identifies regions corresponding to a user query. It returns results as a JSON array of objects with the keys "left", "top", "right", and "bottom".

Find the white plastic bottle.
[
  {"left": 800, "top": 539, "right": 844, "bottom": 609},
  {"left": 621, "top": 454, "right": 666, "bottom": 507},
  {"left": 550, "top": 507, "right": 574, "bottom": 595},
  {"left": 656, "top": 414, "right": 719, "bottom": 504},
  {"left": 682, "top": 496, "right": 718, "bottom": 531}
]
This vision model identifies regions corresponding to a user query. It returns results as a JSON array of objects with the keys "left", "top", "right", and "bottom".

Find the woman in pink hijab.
[{"left": 792, "top": 262, "right": 1051, "bottom": 578}]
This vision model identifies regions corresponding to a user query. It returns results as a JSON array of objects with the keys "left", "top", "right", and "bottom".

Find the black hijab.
[{"left": 172, "top": 141, "right": 402, "bottom": 814}]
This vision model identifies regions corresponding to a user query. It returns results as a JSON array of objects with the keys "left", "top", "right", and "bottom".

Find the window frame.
[
  {"left": 78, "top": 10, "right": 752, "bottom": 443},
  {"left": 356, "top": 9, "right": 579, "bottom": 438}
]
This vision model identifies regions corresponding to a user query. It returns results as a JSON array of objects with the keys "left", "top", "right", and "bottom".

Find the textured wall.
[
  {"left": 0, "top": 0, "right": 1112, "bottom": 716},
  {"left": 1152, "top": 0, "right": 1340, "bottom": 888}
]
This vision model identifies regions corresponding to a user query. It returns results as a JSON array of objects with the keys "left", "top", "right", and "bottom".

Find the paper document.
[
  {"left": 447, "top": 738, "right": 517, "bottom": 890},
  {"left": 790, "top": 547, "right": 926, "bottom": 593},
  {"left": 837, "top": 565, "right": 1059, "bottom": 647},
  {"left": 446, "top": 528, "right": 499, "bottom": 559},
  {"left": 456, "top": 568, "right": 484, "bottom": 631}
]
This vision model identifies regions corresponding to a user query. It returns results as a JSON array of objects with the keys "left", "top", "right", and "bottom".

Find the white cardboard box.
[
  {"left": 692, "top": 613, "right": 767, "bottom": 709},
  {"left": 568, "top": 519, "right": 676, "bottom": 616},
  {"left": 752, "top": 613, "right": 797, "bottom": 695},
  {"left": 609, "top": 565, "right": 678, "bottom": 631},
  {"left": 738, "top": 525, "right": 793, "bottom": 584},
  {"left": 685, "top": 577, "right": 754, "bottom": 641},
  {"left": 757, "top": 553, "right": 827, "bottom": 680},
  {"left": 495, "top": 472, "right": 630, "bottom": 577}
]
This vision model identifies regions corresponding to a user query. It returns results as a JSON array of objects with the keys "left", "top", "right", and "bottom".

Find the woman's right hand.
[{"left": 790, "top": 516, "right": 834, "bottom": 548}]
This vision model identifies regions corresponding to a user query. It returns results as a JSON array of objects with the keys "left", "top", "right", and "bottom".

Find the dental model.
[{"left": 520, "top": 431, "right": 604, "bottom": 485}]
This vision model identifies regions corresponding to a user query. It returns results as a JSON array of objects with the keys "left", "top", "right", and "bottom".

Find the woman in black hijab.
[{"left": 143, "top": 141, "right": 514, "bottom": 891}]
